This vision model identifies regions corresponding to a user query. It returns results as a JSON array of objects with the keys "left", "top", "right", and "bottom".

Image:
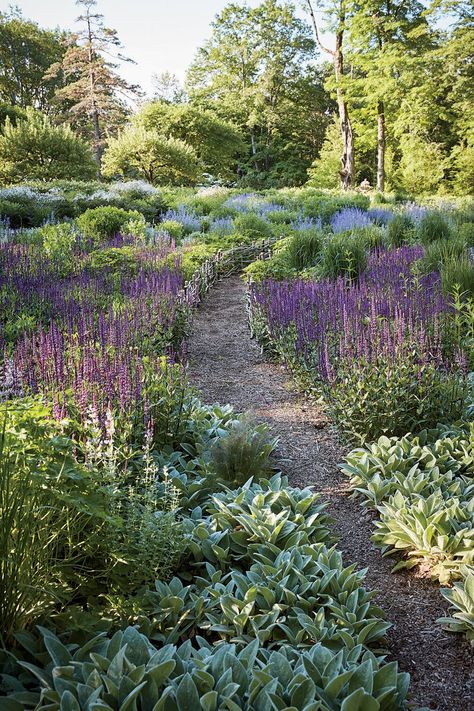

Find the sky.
[{"left": 0, "top": 0, "right": 284, "bottom": 98}]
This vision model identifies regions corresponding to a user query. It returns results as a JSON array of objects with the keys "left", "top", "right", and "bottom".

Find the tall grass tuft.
[{"left": 209, "top": 416, "right": 277, "bottom": 487}]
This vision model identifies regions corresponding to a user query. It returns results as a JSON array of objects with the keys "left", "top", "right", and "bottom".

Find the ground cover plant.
[{"left": 0, "top": 184, "right": 433, "bottom": 709}]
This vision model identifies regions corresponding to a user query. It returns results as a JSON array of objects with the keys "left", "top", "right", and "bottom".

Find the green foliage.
[
  {"left": 76, "top": 206, "right": 141, "bottom": 243},
  {"left": 285, "top": 229, "right": 323, "bottom": 270},
  {"left": 417, "top": 211, "right": 452, "bottom": 244},
  {"left": 243, "top": 254, "right": 295, "bottom": 283},
  {"left": 418, "top": 236, "right": 467, "bottom": 274},
  {"left": 441, "top": 255, "right": 474, "bottom": 299},
  {"left": 137, "top": 101, "right": 245, "bottom": 180},
  {"left": 0, "top": 9, "right": 65, "bottom": 111},
  {"left": 397, "top": 136, "right": 446, "bottom": 195},
  {"left": 320, "top": 233, "right": 368, "bottom": 281},
  {"left": 185, "top": 475, "right": 332, "bottom": 582},
  {"left": 0, "top": 400, "right": 113, "bottom": 643},
  {"left": 342, "top": 423, "right": 474, "bottom": 584},
  {"left": 88, "top": 246, "right": 137, "bottom": 274},
  {"left": 233, "top": 212, "right": 273, "bottom": 241},
  {"left": 325, "top": 354, "right": 467, "bottom": 444},
  {"left": 160, "top": 219, "right": 184, "bottom": 240},
  {"left": 439, "top": 568, "right": 474, "bottom": 644},
  {"left": 187, "top": 1, "right": 330, "bottom": 188},
  {"left": 208, "top": 416, "right": 277, "bottom": 486},
  {"left": 102, "top": 125, "right": 201, "bottom": 185},
  {"left": 386, "top": 214, "right": 415, "bottom": 247},
  {"left": 458, "top": 221, "right": 474, "bottom": 247},
  {"left": 0, "top": 109, "right": 97, "bottom": 183},
  {"left": 307, "top": 118, "right": 342, "bottom": 189},
  {"left": 25, "top": 222, "right": 79, "bottom": 275},
  {"left": 1, "top": 627, "right": 410, "bottom": 711}
]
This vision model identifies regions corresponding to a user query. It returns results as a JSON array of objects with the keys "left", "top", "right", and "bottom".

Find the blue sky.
[{"left": 1, "top": 0, "right": 278, "bottom": 96}]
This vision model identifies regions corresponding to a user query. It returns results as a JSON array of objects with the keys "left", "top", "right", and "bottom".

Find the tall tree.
[
  {"left": 304, "top": 0, "right": 355, "bottom": 190},
  {"left": 347, "top": 0, "right": 429, "bottom": 192},
  {"left": 151, "top": 72, "right": 186, "bottom": 104},
  {"left": 137, "top": 101, "right": 245, "bottom": 180},
  {"left": 0, "top": 8, "right": 66, "bottom": 111},
  {"left": 46, "top": 0, "right": 139, "bottom": 166},
  {"left": 187, "top": 1, "right": 329, "bottom": 186}
]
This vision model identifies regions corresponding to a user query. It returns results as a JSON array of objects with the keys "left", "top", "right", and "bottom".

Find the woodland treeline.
[{"left": 0, "top": 0, "right": 472, "bottom": 193}]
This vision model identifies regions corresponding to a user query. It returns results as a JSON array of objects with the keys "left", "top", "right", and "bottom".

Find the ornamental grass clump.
[
  {"left": 208, "top": 415, "right": 277, "bottom": 486},
  {"left": 386, "top": 213, "right": 415, "bottom": 247},
  {"left": 284, "top": 228, "right": 322, "bottom": 270},
  {"left": 417, "top": 210, "right": 452, "bottom": 244},
  {"left": 319, "top": 232, "right": 368, "bottom": 280}
]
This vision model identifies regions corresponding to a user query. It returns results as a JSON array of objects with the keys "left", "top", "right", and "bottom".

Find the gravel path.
[{"left": 187, "top": 275, "right": 474, "bottom": 711}]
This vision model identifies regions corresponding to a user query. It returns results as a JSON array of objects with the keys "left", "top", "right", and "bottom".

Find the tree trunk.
[
  {"left": 91, "top": 105, "right": 103, "bottom": 166},
  {"left": 334, "top": 32, "right": 355, "bottom": 191},
  {"left": 376, "top": 100, "right": 385, "bottom": 193},
  {"left": 250, "top": 131, "right": 260, "bottom": 172},
  {"left": 86, "top": 12, "right": 102, "bottom": 170}
]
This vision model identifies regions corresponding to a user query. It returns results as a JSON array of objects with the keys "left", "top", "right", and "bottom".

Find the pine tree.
[{"left": 46, "top": 0, "right": 139, "bottom": 166}]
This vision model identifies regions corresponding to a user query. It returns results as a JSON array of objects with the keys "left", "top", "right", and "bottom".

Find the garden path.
[{"left": 187, "top": 275, "right": 474, "bottom": 711}]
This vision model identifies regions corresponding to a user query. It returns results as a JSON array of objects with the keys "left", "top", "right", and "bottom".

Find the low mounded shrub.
[{"left": 76, "top": 206, "right": 142, "bottom": 243}]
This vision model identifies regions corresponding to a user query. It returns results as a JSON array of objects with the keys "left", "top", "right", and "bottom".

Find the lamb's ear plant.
[
  {"left": 2, "top": 626, "right": 412, "bottom": 711},
  {"left": 438, "top": 567, "right": 474, "bottom": 644}
]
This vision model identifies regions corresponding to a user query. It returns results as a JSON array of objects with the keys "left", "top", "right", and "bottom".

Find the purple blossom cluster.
[
  {"left": 367, "top": 207, "right": 394, "bottom": 225},
  {"left": 330, "top": 208, "right": 375, "bottom": 233},
  {"left": 0, "top": 237, "right": 194, "bottom": 427},
  {"left": 250, "top": 246, "right": 456, "bottom": 382},
  {"left": 290, "top": 215, "right": 323, "bottom": 231},
  {"left": 162, "top": 206, "right": 201, "bottom": 232},
  {"left": 209, "top": 216, "right": 234, "bottom": 234}
]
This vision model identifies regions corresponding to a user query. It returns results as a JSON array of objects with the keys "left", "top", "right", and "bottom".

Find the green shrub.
[
  {"left": 243, "top": 255, "right": 295, "bottom": 283},
  {"left": 76, "top": 206, "right": 141, "bottom": 243},
  {"left": 320, "top": 232, "right": 368, "bottom": 280},
  {"left": 160, "top": 219, "right": 184, "bottom": 240},
  {"left": 417, "top": 211, "right": 452, "bottom": 244},
  {"left": 34, "top": 222, "right": 77, "bottom": 272},
  {"left": 325, "top": 353, "right": 467, "bottom": 443},
  {"left": 208, "top": 416, "right": 277, "bottom": 486},
  {"left": 88, "top": 246, "right": 137, "bottom": 274},
  {"left": 234, "top": 212, "right": 273, "bottom": 241}
]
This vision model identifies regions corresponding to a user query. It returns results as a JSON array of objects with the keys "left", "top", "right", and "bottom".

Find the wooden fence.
[{"left": 177, "top": 238, "right": 275, "bottom": 306}]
